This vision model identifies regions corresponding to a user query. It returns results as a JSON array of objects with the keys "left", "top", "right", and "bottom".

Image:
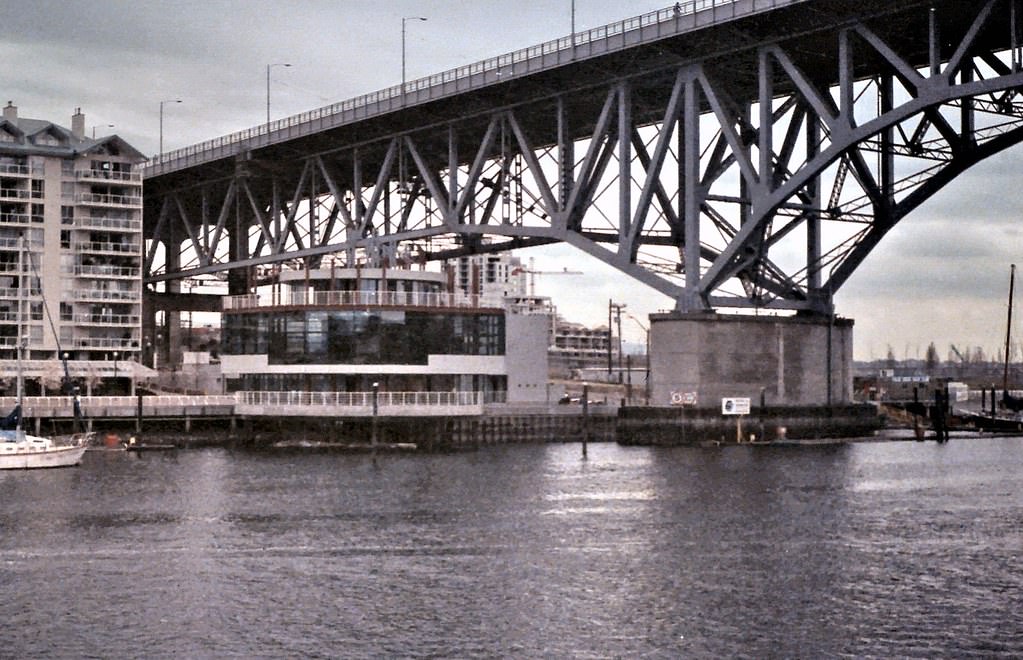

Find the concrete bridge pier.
[{"left": 648, "top": 312, "right": 854, "bottom": 409}]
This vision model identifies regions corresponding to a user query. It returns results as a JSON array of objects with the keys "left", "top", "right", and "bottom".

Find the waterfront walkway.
[{"left": 1, "top": 392, "right": 621, "bottom": 421}]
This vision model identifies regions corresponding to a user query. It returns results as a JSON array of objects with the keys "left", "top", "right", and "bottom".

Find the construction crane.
[
  {"left": 949, "top": 344, "right": 968, "bottom": 379},
  {"left": 514, "top": 257, "right": 583, "bottom": 296}
]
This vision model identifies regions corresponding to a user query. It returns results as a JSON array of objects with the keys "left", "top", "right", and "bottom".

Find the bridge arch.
[{"left": 142, "top": 0, "right": 1023, "bottom": 319}]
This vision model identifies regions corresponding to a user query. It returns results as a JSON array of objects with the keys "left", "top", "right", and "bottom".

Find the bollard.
[{"left": 371, "top": 382, "right": 379, "bottom": 460}]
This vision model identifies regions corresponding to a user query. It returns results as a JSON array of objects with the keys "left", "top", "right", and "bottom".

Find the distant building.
[
  {"left": 0, "top": 103, "right": 145, "bottom": 392},
  {"left": 454, "top": 253, "right": 529, "bottom": 306},
  {"left": 549, "top": 318, "right": 612, "bottom": 377},
  {"left": 453, "top": 251, "right": 616, "bottom": 378}
]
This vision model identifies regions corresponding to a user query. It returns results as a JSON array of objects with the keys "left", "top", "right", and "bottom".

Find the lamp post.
[
  {"left": 266, "top": 62, "right": 291, "bottom": 124},
  {"left": 402, "top": 16, "right": 427, "bottom": 94},
  {"left": 112, "top": 350, "right": 119, "bottom": 392},
  {"left": 626, "top": 313, "right": 651, "bottom": 405},
  {"left": 91, "top": 124, "right": 114, "bottom": 139},
  {"left": 159, "top": 99, "right": 182, "bottom": 156}
]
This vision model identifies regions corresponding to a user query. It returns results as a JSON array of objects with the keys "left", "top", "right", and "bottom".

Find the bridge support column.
[{"left": 649, "top": 313, "right": 853, "bottom": 407}]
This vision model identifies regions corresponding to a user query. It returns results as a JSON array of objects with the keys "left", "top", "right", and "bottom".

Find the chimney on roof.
[
  {"left": 71, "top": 107, "right": 85, "bottom": 139},
  {"left": 3, "top": 101, "right": 17, "bottom": 125}
]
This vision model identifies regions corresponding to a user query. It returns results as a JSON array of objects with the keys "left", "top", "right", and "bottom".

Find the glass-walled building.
[{"left": 220, "top": 267, "right": 551, "bottom": 403}]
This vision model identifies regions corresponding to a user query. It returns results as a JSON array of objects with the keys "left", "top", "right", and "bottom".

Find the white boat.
[
  {"left": 0, "top": 427, "right": 90, "bottom": 469},
  {"left": 0, "top": 237, "right": 91, "bottom": 469}
]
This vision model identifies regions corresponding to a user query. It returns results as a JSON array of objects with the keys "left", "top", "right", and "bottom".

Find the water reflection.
[{"left": 2, "top": 439, "right": 1021, "bottom": 657}]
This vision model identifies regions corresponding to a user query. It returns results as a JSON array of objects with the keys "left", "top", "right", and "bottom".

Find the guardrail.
[
  {"left": 145, "top": 0, "right": 796, "bottom": 176},
  {"left": 235, "top": 390, "right": 483, "bottom": 417},
  {"left": 0, "top": 391, "right": 487, "bottom": 418}
]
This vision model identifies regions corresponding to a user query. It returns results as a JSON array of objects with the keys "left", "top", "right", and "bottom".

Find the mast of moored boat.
[
  {"left": 15, "top": 236, "right": 24, "bottom": 435},
  {"left": 1004, "top": 264, "right": 1016, "bottom": 395}
]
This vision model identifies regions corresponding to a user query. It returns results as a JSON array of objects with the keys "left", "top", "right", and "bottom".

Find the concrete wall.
[
  {"left": 649, "top": 313, "right": 853, "bottom": 407},
  {"left": 505, "top": 311, "right": 551, "bottom": 403}
]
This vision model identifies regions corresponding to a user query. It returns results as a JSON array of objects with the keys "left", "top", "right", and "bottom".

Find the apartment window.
[{"left": 61, "top": 206, "right": 73, "bottom": 225}]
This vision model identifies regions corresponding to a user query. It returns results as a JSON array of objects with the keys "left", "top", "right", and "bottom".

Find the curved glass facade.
[{"left": 223, "top": 309, "right": 504, "bottom": 365}]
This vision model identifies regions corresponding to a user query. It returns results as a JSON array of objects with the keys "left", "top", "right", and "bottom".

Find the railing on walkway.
[
  {"left": 235, "top": 390, "right": 483, "bottom": 417},
  {"left": 145, "top": 0, "right": 795, "bottom": 176},
  {"left": 0, "top": 391, "right": 486, "bottom": 418}
]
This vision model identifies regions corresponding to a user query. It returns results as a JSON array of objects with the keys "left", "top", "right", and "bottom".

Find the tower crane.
[{"left": 514, "top": 257, "right": 583, "bottom": 295}]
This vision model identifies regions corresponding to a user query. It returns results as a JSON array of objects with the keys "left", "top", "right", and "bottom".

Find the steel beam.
[{"left": 143, "top": 0, "right": 1023, "bottom": 315}]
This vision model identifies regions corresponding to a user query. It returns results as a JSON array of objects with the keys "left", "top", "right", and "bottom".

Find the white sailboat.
[
  {"left": 0, "top": 239, "right": 90, "bottom": 469},
  {"left": 0, "top": 345, "right": 89, "bottom": 469}
]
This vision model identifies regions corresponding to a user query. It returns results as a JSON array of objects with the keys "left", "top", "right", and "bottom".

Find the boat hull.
[{"left": 0, "top": 433, "right": 91, "bottom": 470}]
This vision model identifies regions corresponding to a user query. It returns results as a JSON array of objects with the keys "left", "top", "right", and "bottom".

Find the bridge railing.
[{"left": 145, "top": 0, "right": 783, "bottom": 175}]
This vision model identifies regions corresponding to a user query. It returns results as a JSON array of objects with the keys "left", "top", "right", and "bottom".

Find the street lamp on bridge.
[
  {"left": 159, "top": 99, "right": 182, "bottom": 156},
  {"left": 266, "top": 62, "right": 292, "bottom": 124},
  {"left": 402, "top": 16, "right": 427, "bottom": 94},
  {"left": 91, "top": 123, "right": 114, "bottom": 139}
]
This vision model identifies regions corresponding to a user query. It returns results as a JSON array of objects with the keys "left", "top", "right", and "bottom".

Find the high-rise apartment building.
[{"left": 0, "top": 103, "right": 144, "bottom": 392}]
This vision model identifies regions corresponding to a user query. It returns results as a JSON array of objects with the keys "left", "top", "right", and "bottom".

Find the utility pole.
[
  {"left": 609, "top": 301, "right": 627, "bottom": 383},
  {"left": 607, "top": 299, "right": 613, "bottom": 376}
]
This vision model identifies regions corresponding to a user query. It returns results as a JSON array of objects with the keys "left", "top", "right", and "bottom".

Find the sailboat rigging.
[
  {"left": 0, "top": 237, "right": 90, "bottom": 469},
  {"left": 1002, "top": 264, "right": 1023, "bottom": 413}
]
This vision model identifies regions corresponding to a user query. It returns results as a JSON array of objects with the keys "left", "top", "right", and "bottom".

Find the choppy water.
[{"left": 2, "top": 438, "right": 1022, "bottom": 658}]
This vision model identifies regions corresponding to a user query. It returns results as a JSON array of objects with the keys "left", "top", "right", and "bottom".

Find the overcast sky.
[{"left": 2, "top": 0, "right": 1021, "bottom": 360}]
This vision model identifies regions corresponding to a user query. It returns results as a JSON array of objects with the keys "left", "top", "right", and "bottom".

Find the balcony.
[
  {"left": 71, "top": 336, "right": 139, "bottom": 350},
  {"left": 71, "top": 312, "right": 140, "bottom": 326},
  {"left": 73, "top": 241, "right": 141, "bottom": 255},
  {"left": 0, "top": 237, "right": 42, "bottom": 250},
  {"left": 71, "top": 288, "right": 139, "bottom": 302},
  {"left": 0, "top": 163, "right": 41, "bottom": 176},
  {"left": 0, "top": 187, "right": 31, "bottom": 201},
  {"left": 75, "top": 192, "right": 142, "bottom": 208},
  {"left": 72, "top": 264, "right": 140, "bottom": 279},
  {"left": 0, "top": 286, "right": 40, "bottom": 299},
  {"left": 75, "top": 169, "right": 142, "bottom": 184},
  {"left": 0, "top": 213, "right": 30, "bottom": 225},
  {"left": 73, "top": 216, "right": 141, "bottom": 232}
]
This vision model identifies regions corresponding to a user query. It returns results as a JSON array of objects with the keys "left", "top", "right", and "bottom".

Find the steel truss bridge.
[{"left": 144, "top": 0, "right": 1023, "bottom": 317}]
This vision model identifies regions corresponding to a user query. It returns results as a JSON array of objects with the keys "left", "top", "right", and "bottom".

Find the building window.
[{"left": 223, "top": 309, "right": 506, "bottom": 364}]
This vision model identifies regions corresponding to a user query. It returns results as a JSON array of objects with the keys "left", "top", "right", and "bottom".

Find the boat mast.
[
  {"left": 15, "top": 236, "right": 24, "bottom": 433},
  {"left": 1004, "top": 264, "right": 1016, "bottom": 394}
]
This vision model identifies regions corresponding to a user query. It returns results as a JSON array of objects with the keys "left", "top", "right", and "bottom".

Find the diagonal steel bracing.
[{"left": 144, "top": 0, "right": 1023, "bottom": 315}]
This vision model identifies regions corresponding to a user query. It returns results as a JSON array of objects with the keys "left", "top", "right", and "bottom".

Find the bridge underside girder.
[{"left": 144, "top": 0, "right": 1023, "bottom": 315}]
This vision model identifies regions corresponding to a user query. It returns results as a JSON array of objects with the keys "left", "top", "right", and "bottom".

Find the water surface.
[{"left": 2, "top": 438, "right": 1021, "bottom": 657}]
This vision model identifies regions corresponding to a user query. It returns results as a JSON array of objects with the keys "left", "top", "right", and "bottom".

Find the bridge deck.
[{"left": 144, "top": 0, "right": 804, "bottom": 179}]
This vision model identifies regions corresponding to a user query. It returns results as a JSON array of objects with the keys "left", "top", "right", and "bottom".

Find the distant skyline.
[{"left": 2, "top": 0, "right": 1022, "bottom": 357}]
